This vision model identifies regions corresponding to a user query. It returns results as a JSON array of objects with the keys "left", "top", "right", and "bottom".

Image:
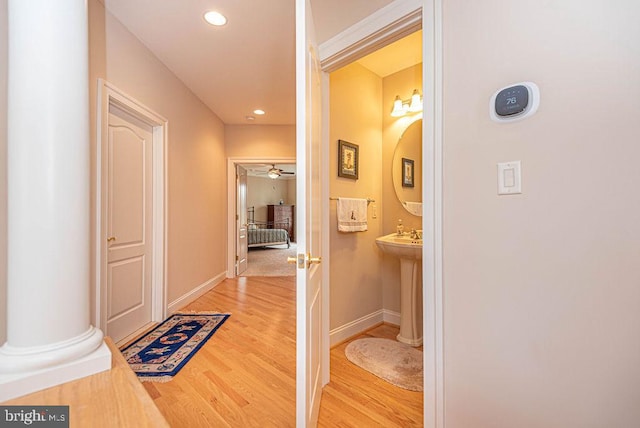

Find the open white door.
[
  {"left": 295, "top": 0, "right": 325, "bottom": 426},
  {"left": 236, "top": 165, "right": 248, "bottom": 275}
]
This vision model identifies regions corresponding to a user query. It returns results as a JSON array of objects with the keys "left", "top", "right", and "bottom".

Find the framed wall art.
[
  {"left": 338, "top": 140, "right": 358, "bottom": 180},
  {"left": 402, "top": 157, "right": 414, "bottom": 187}
]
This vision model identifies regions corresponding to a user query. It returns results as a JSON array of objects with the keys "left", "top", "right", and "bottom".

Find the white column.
[{"left": 0, "top": 0, "right": 111, "bottom": 401}]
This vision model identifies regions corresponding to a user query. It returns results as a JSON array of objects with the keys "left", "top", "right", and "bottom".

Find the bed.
[{"left": 247, "top": 207, "right": 291, "bottom": 249}]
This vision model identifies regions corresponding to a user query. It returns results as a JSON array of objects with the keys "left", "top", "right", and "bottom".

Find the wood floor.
[
  {"left": 319, "top": 323, "right": 423, "bottom": 427},
  {"left": 137, "top": 276, "right": 423, "bottom": 427}
]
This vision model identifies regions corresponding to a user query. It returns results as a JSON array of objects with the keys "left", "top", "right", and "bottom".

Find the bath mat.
[
  {"left": 120, "top": 312, "right": 229, "bottom": 382},
  {"left": 345, "top": 338, "right": 423, "bottom": 391}
]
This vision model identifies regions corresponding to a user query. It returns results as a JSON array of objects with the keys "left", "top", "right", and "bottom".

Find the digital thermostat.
[{"left": 490, "top": 81, "right": 539, "bottom": 123}]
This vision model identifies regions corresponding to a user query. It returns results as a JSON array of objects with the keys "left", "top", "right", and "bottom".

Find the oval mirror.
[{"left": 392, "top": 119, "right": 422, "bottom": 216}]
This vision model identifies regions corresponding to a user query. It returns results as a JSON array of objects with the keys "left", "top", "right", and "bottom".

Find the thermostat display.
[
  {"left": 490, "top": 82, "right": 539, "bottom": 123},
  {"left": 495, "top": 85, "right": 528, "bottom": 116}
]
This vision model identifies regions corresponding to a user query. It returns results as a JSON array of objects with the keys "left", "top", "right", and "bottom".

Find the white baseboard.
[
  {"left": 330, "top": 310, "right": 383, "bottom": 347},
  {"left": 167, "top": 272, "right": 226, "bottom": 314},
  {"left": 382, "top": 309, "right": 401, "bottom": 327},
  {"left": 329, "top": 309, "right": 402, "bottom": 347}
]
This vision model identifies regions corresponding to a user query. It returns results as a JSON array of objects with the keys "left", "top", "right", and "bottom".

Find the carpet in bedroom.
[{"left": 242, "top": 243, "right": 297, "bottom": 276}]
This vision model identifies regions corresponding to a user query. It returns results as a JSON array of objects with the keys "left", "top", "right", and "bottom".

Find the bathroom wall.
[
  {"left": 246, "top": 176, "right": 295, "bottom": 222},
  {"left": 0, "top": 0, "right": 7, "bottom": 345},
  {"left": 329, "top": 62, "right": 384, "bottom": 333},
  {"left": 381, "top": 64, "right": 422, "bottom": 314},
  {"left": 89, "top": 1, "right": 227, "bottom": 310},
  {"left": 442, "top": 0, "right": 640, "bottom": 426}
]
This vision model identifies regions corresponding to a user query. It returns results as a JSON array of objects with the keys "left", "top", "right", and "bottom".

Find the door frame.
[
  {"left": 226, "top": 157, "right": 296, "bottom": 278},
  {"left": 95, "top": 79, "right": 168, "bottom": 336},
  {"left": 316, "top": 0, "right": 444, "bottom": 426}
]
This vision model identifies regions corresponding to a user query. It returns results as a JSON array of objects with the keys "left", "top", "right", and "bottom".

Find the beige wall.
[
  {"left": 381, "top": 64, "right": 422, "bottom": 313},
  {"left": 226, "top": 124, "right": 296, "bottom": 246},
  {"left": 329, "top": 63, "right": 383, "bottom": 329},
  {"left": 89, "top": 1, "right": 227, "bottom": 307},
  {"left": 443, "top": 1, "right": 640, "bottom": 426},
  {"left": 287, "top": 178, "right": 296, "bottom": 207},
  {"left": 225, "top": 124, "right": 296, "bottom": 159},
  {"left": 247, "top": 176, "right": 295, "bottom": 222},
  {"left": 0, "top": 0, "right": 7, "bottom": 345}
]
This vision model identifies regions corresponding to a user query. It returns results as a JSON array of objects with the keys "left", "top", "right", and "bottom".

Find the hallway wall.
[
  {"left": 0, "top": 0, "right": 7, "bottom": 345},
  {"left": 442, "top": 1, "right": 640, "bottom": 426},
  {"left": 89, "top": 1, "right": 227, "bottom": 313},
  {"left": 225, "top": 124, "right": 296, "bottom": 159}
]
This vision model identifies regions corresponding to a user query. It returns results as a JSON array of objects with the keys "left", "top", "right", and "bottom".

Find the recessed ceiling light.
[
  {"left": 245, "top": 115, "right": 255, "bottom": 121},
  {"left": 253, "top": 109, "right": 265, "bottom": 115},
  {"left": 204, "top": 11, "right": 227, "bottom": 26}
]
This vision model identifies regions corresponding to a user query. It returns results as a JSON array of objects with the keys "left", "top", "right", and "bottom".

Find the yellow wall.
[
  {"left": 442, "top": 1, "right": 640, "bottom": 425},
  {"left": 328, "top": 60, "right": 423, "bottom": 329},
  {"left": 89, "top": 1, "right": 227, "bottom": 309},
  {"left": 381, "top": 64, "right": 422, "bottom": 313},
  {"left": 329, "top": 62, "right": 383, "bottom": 329}
]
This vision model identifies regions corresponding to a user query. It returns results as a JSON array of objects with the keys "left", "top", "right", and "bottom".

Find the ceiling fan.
[{"left": 266, "top": 164, "right": 295, "bottom": 179}]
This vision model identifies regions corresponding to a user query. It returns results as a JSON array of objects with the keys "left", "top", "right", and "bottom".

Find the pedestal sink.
[{"left": 376, "top": 233, "right": 423, "bottom": 346}]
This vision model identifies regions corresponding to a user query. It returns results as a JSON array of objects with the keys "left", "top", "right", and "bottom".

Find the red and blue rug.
[{"left": 120, "top": 312, "right": 229, "bottom": 382}]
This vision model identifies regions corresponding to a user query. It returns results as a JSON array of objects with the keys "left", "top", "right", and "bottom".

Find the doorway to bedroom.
[{"left": 235, "top": 161, "right": 297, "bottom": 277}]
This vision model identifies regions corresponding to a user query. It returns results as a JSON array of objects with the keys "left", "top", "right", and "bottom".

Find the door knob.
[
  {"left": 287, "top": 254, "right": 322, "bottom": 269},
  {"left": 288, "top": 253, "right": 306, "bottom": 269},
  {"left": 107, "top": 236, "right": 116, "bottom": 242},
  {"left": 308, "top": 256, "right": 322, "bottom": 266}
]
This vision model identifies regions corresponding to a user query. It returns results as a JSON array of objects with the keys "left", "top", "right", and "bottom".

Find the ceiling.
[
  {"left": 103, "top": 0, "right": 420, "bottom": 126},
  {"left": 241, "top": 163, "right": 296, "bottom": 180}
]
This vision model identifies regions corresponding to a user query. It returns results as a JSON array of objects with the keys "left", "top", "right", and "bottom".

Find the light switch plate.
[{"left": 497, "top": 161, "right": 522, "bottom": 195}]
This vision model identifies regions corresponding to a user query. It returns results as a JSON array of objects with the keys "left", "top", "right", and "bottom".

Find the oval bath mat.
[{"left": 345, "top": 337, "right": 423, "bottom": 391}]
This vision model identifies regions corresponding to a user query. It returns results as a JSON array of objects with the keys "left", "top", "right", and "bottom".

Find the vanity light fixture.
[
  {"left": 204, "top": 11, "right": 227, "bottom": 26},
  {"left": 390, "top": 89, "right": 423, "bottom": 117}
]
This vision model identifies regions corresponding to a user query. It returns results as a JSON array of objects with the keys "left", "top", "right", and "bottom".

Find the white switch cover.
[{"left": 497, "top": 161, "right": 522, "bottom": 195}]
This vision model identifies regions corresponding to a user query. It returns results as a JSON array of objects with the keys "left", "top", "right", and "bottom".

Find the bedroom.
[{"left": 238, "top": 163, "right": 297, "bottom": 276}]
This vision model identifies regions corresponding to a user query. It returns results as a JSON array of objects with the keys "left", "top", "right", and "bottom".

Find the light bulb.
[
  {"left": 204, "top": 11, "right": 227, "bottom": 26},
  {"left": 391, "top": 96, "right": 406, "bottom": 117},
  {"left": 408, "top": 89, "right": 422, "bottom": 112}
]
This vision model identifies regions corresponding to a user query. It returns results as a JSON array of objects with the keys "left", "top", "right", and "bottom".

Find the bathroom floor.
[{"left": 318, "top": 324, "right": 424, "bottom": 427}]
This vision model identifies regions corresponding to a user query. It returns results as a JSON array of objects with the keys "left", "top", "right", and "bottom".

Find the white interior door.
[
  {"left": 106, "top": 104, "right": 154, "bottom": 343},
  {"left": 296, "top": 0, "right": 325, "bottom": 425},
  {"left": 236, "top": 165, "right": 248, "bottom": 275}
]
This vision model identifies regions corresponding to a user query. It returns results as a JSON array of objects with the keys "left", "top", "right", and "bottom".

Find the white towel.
[
  {"left": 403, "top": 201, "right": 423, "bottom": 216},
  {"left": 337, "top": 198, "right": 368, "bottom": 232}
]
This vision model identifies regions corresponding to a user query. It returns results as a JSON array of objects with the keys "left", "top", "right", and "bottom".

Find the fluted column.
[{"left": 0, "top": 0, "right": 110, "bottom": 402}]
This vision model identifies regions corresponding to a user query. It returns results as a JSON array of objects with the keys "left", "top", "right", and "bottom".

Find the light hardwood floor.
[
  {"left": 3, "top": 337, "right": 169, "bottom": 427},
  {"left": 138, "top": 276, "right": 423, "bottom": 427}
]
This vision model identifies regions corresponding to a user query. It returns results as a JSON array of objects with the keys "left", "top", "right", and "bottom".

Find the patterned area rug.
[
  {"left": 120, "top": 313, "right": 229, "bottom": 382},
  {"left": 345, "top": 338, "right": 423, "bottom": 391}
]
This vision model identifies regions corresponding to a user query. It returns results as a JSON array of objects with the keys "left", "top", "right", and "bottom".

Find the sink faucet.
[{"left": 410, "top": 229, "right": 421, "bottom": 239}]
